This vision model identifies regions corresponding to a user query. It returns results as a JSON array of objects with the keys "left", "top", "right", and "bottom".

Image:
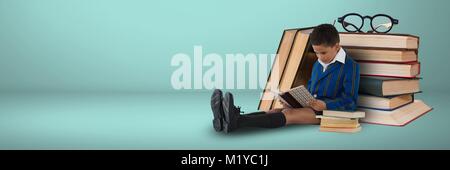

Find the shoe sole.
[
  {"left": 211, "top": 89, "right": 224, "bottom": 132},
  {"left": 222, "top": 92, "right": 236, "bottom": 133}
]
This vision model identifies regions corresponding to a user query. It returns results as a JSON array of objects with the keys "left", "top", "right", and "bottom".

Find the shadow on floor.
[{"left": 209, "top": 124, "right": 319, "bottom": 137}]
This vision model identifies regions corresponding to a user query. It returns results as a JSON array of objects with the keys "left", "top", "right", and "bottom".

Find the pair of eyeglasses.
[{"left": 337, "top": 13, "right": 399, "bottom": 33}]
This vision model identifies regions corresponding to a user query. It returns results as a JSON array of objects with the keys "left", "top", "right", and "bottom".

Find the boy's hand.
[{"left": 309, "top": 99, "right": 327, "bottom": 111}]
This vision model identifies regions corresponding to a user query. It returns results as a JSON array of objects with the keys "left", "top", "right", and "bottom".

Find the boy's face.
[{"left": 312, "top": 43, "right": 340, "bottom": 64}]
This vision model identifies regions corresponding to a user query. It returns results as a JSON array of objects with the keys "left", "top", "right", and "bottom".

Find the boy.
[{"left": 211, "top": 24, "right": 360, "bottom": 133}]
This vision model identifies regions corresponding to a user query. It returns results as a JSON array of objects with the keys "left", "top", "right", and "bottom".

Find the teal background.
[{"left": 0, "top": 0, "right": 449, "bottom": 149}]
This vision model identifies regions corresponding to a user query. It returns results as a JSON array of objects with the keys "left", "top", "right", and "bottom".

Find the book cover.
[
  {"left": 359, "top": 100, "right": 432, "bottom": 126},
  {"left": 322, "top": 110, "right": 365, "bottom": 119},
  {"left": 258, "top": 27, "right": 315, "bottom": 111},
  {"left": 271, "top": 29, "right": 315, "bottom": 109},
  {"left": 258, "top": 29, "right": 298, "bottom": 111},
  {"left": 319, "top": 126, "right": 362, "bottom": 133},
  {"left": 359, "top": 76, "right": 420, "bottom": 97},
  {"left": 357, "top": 94, "right": 414, "bottom": 111}
]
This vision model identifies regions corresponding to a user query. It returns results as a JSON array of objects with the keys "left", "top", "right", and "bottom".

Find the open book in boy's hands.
[{"left": 270, "top": 85, "right": 315, "bottom": 108}]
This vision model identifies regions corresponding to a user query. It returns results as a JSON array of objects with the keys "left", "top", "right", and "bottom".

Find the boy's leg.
[
  {"left": 210, "top": 89, "right": 286, "bottom": 133},
  {"left": 238, "top": 108, "right": 319, "bottom": 130},
  {"left": 244, "top": 111, "right": 266, "bottom": 116},
  {"left": 215, "top": 91, "right": 318, "bottom": 133},
  {"left": 244, "top": 108, "right": 283, "bottom": 116},
  {"left": 282, "top": 108, "right": 320, "bottom": 125},
  {"left": 222, "top": 92, "right": 286, "bottom": 132},
  {"left": 238, "top": 112, "right": 286, "bottom": 129}
]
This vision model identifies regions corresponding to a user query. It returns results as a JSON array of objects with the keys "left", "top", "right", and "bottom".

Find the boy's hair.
[{"left": 310, "top": 24, "right": 340, "bottom": 47}]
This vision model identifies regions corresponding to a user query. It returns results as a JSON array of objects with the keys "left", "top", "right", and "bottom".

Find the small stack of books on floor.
[
  {"left": 340, "top": 33, "right": 433, "bottom": 126},
  {"left": 317, "top": 110, "right": 365, "bottom": 133}
]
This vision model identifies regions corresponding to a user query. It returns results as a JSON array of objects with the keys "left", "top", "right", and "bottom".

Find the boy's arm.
[{"left": 324, "top": 62, "right": 360, "bottom": 111}]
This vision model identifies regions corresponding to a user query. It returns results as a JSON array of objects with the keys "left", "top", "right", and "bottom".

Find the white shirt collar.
[
  {"left": 318, "top": 47, "right": 346, "bottom": 72},
  {"left": 335, "top": 47, "right": 346, "bottom": 64}
]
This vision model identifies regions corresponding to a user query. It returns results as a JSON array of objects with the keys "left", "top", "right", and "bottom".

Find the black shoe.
[
  {"left": 211, "top": 89, "right": 224, "bottom": 132},
  {"left": 222, "top": 92, "right": 243, "bottom": 133}
]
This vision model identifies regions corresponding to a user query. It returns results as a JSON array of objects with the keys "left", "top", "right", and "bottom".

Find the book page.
[{"left": 289, "top": 85, "right": 315, "bottom": 107}]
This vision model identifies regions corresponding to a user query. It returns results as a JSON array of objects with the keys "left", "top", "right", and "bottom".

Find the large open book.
[
  {"left": 258, "top": 27, "right": 316, "bottom": 111},
  {"left": 271, "top": 85, "right": 314, "bottom": 108}
]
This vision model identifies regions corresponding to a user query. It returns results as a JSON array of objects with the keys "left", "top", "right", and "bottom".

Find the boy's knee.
[
  {"left": 282, "top": 108, "right": 316, "bottom": 117},
  {"left": 281, "top": 108, "right": 296, "bottom": 115},
  {"left": 266, "top": 108, "right": 283, "bottom": 114}
]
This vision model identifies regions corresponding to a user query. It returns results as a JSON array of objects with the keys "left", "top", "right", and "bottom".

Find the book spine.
[{"left": 359, "top": 77, "right": 384, "bottom": 97}]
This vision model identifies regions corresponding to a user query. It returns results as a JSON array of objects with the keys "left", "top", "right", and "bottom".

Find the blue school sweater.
[{"left": 307, "top": 54, "right": 360, "bottom": 111}]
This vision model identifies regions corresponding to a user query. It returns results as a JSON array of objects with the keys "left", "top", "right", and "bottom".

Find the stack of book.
[
  {"left": 317, "top": 110, "right": 365, "bottom": 133},
  {"left": 340, "top": 33, "right": 433, "bottom": 126},
  {"left": 258, "top": 28, "right": 433, "bottom": 127}
]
